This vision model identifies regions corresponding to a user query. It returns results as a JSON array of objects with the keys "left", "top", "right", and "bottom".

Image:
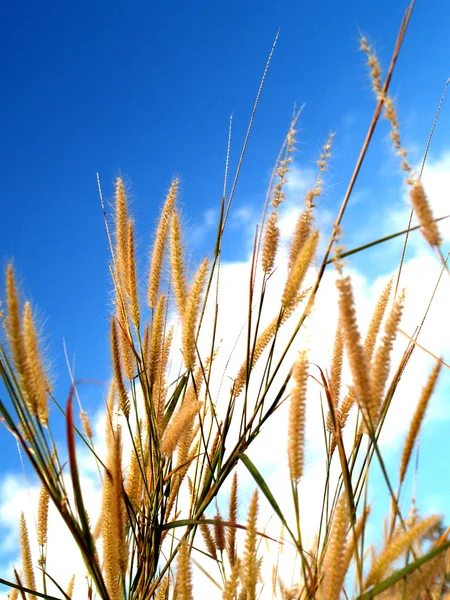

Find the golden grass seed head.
[
  {"left": 282, "top": 230, "right": 319, "bottom": 309},
  {"left": 117, "top": 313, "right": 135, "bottom": 381},
  {"left": 365, "top": 515, "right": 441, "bottom": 589},
  {"left": 182, "top": 257, "right": 209, "bottom": 371},
  {"left": 399, "top": 360, "right": 442, "bottom": 485},
  {"left": 126, "top": 219, "right": 140, "bottom": 329},
  {"left": 80, "top": 410, "right": 93, "bottom": 441},
  {"left": 37, "top": 484, "right": 49, "bottom": 546},
  {"left": 369, "top": 289, "right": 405, "bottom": 429},
  {"left": 148, "top": 178, "right": 178, "bottom": 308},
  {"left": 22, "top": 301, "right": 49, "bottom": 424},
  {"left": 155, "top": 577, "right": 169, "bottom": 600},
  {"left": 154, "top": 325, "right": 174, "bottom": 429},
  {"left": 342, "top": 506, "right": 371, "bottom": 580},
  {"left": 214, "top": 514, "right": 226, "bottom": 553},
  {"left": 222, "top": 557, "right": 241, "bottom": 600},
  {"left": 243, "top": 490, "right": 260, "bottom": 600},
  {"left": 330, "top": 321, "right": 344, "bottom": 406},
  {"left": 176, "top": 538, "right": 194, "bottom": 600},
  {"left": 5, "top": 265, "right": 27, "bottom": 381},
  {"left": 8, "top": 586, "right": 19, "bottom": 600},
  {"left": 364, "top": 278, "right": 393, "bottom": 362},
  {"left": 110, "top": 319, "right": 130, "bottom": 418},
  {"left": 261, "top": 210, "right": 280, "bottom": 274},
  {"left": 288, "top": 209, "right": 314, "bottom": 271},
  {"left": 288, "top": 350, "right": 308, "bottom": 482},
  {"left": 318, "top": 495, "right": 349, "bottom": 600},
  {"left": 149, "top": 293, "right": 166, "bottom": 385},
  {"left": 161, "top": 400, "right": 202, "bottom": 456},
  {"left": 227, "top": 471, "right": 239, "bottom": 567},
  {"left": 102, "top": 426, "right": 127, "bottom": 598},
  {"left": 409, "top": 179, "right": 442, "bottom": 247},
  {"left": 114, "top": 177, "right": 130, "bottom": 292},
  {"left": 66, "top": 574, "right": 76, "bottom": 599},
  {"left": 200, "top": 519, "right": 218, "bottom": 560},
  {"left": 360, "top": 36, "right": 382, "bottom": 96},
  {"left": 336, "top": 275, "right": 374, "bottom": 433},
  {"left": 20, "top": 512, "right": 36, "bottom": 599},
  {"left": 170, "top": 209, "right": 187, "bottom": 315},
  {"left": 126, "top": 423, "right": 144, "bottom": 507}
]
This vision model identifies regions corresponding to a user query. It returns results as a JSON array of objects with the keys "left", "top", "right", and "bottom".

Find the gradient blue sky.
[{"left": 1, "top": 0, "right": 450, "bottom": 590}]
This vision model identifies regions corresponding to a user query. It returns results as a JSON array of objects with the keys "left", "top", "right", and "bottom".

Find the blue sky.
[{"left": 1, "top": 0, "right": 450, "bottom": 595}]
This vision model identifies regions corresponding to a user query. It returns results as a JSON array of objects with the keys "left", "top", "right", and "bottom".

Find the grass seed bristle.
[
  {"left": 20, "top": 513, "right": 36, "bottom": 600},
  {"left": 399, "top": 360, "right": 442, "bottom": 485},
  {"left": 148, "top": 179, "right": 178, "bottom": 308}
]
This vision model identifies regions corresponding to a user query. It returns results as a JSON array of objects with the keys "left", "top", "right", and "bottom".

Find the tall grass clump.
[{"left": 1, "top": 3, "right": 450, "bottom": 599}]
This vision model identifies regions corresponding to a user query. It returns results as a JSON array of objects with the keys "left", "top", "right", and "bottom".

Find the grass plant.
[{"left": 1, "top": 2, "right": 450, "bottom": 599}]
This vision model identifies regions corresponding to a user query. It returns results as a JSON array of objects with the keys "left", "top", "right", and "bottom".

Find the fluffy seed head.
[
  {"left": 288, "top": 351, "right": 308, "bottom": 482},
  {"left": 336, "top": 276, "right": 373, "bottom": 432},
  {"left": 409, "top": 179, "right": 442, "bottom": 247},
  {"left": 148, "top": 179, "right": 178, "bottom": 308},
  {"left": 261, "top": 210, "right": 280, "bottom": 274},
  {"left": 399, "top": 360, "right": 442, "bottom": 485},
  {"left": 282, "top": 230, "right": 318, "bottom": 309}
]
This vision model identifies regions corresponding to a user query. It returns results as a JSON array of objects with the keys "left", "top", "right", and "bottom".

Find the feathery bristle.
[
  {"left": 336, "top": 276, "right": 373, "bottom": 433},
  {"left": 261, "top": 210, "right": 280, "bottom": 274},
  {"left": 102, "top": 426, "right": 127, "bottom": 600},
  {"left": 214, "top": 514, "right": 226, "bottom": 553},
  {"left": 66, "top": 574, "right": 75, "bottom": 599},
  {"left": 161, "top": 400, "right": 202, "bottom": 456},
  {"left": 318, "top": 495, "right": 349, "bottom": 600},
  {"left": 222, "top": 558, "right": 241, "bottom": 600},
  {"left": 22, "top": 301, "right": 49, "bottom": 424},
  {"left": 342, "top": 506, "right": 371, "bottom": 582},
  {"left": 243, "top": 490, "right": 259, "bottom": 600},
  {"left": 369, "top": 289, "right": 404, "bottom": 429},
  {"left": 200, "top": 519, "right": 217, "bottom": 560},
  {"left": 80, "top": 410, "right": 93, "bottom": 441},
  {"left": 148, "top": 179, "right": 178, "bottom": 308},
  {"left": 20, "top": 513, "right": 36, "bottom": 600},
  {"left": 227, "top": 472, "right": 239, "bottom": 567},
  {"left": 360, "top": 37, "right": 411, "bottom": 174},
  {"left": 117, "top": 314, "right": 134, "bottom": 381},
  {"left": 126, "top": 423, "right": 144, "bottom": 507},
  {"left": 5, "top": 265, "right": 27, "bottom": 382},
  {"left": 399, "top": 360, "right": 442, "bottom": 485},
  {"left": 282, "top": 230, "right": 318, "bottom": 309},
  {"left": 288, "top": 208, "right": 314, "bottom": 271},
  {"left": 37, "top": 484, "right": 49, "bottom": 546},
  {"left": 176, "top": 538, "right": 194, "bottom": 600},
  {"left": 364, "top": 278, "right": 393, "bottom": 362},
  {"left": 360, "top": 37, "right": 382, "bottom": 96},
  {"left": 154, "top": 326, "right": 173, "bottom": 429},
  {"left": 327, "top": 320, "right": 343, "bottom": 433},
  {"left": 110, "top": 319, "right": 130, "bottom": 418},
  {"left": 182, "top": 258, "right": 209, "bottom": 371},
  {"left": 114, "top": 177, "right": 130, "bottom": 301},
  {"left": 170, "top": 209, "right": 187, "bottom": 315},
  {"left": 409, "top": 179, "right": 442, "bottom": 247},
  {"left": 126, "top": 219, "right": 140, "bottom": 328},
  {"left": 365, "top": 515, "right": 441, "bottom": 589},
  {"left": 149, "top": 294, "right": 166, "bottom": 386},
  {"left": 288, "top": 350, "right": 308, "bottom": 482}
]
